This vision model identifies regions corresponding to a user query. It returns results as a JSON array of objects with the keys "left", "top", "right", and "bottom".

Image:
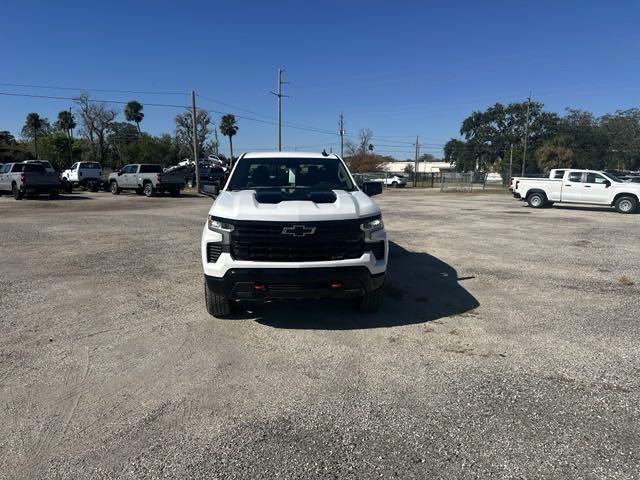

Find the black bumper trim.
[{"left": 205, "top": 266, "right": 385, "bottom": 300}]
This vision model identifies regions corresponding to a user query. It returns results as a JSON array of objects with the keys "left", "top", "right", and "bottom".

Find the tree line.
[
  {"left": 445, "top": 102, "right": 640, "bottom": 175},
  {"left": 0, "top": 94, "right": 239, "bottom": 170}
]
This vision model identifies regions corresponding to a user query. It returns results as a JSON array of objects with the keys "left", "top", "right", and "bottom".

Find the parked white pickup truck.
[
  {"left": 201, "top": 151, "right": 387, "bottom": 317},
  {"left": 513, "top": 169, "right": 640, "bottom": 213},
  {"left": 61, "top": 161, "right": 103, "bottom": 192}
]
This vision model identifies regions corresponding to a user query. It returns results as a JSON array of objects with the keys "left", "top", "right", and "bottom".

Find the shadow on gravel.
[
  {"left": 551, "top": 205, "right": 620, "bottom": 213},
  {"left": 18, "top": 194, "right": 94, "bottom": 201},
  {"left": 251, "top": 242, "right": 479, "bottom": 330}
]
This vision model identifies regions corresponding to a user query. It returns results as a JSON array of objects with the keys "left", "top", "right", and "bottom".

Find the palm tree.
[
  {"left": 23, "top": 113, "right": 44, "bottom": 159},
  {"left": 55, "top": 110, "right": 77, "bottom": 166},
  {"left": 219, "top": 114, "right": 238, "bottom": 162},
  {"left": 124, "top": 100, "right": 144, "bottom": 133}
]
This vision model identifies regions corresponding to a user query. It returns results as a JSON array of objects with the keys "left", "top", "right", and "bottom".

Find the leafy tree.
[
  {"left": 459, "top": 101, "right": 559, "bottom": 172},
  {"left": 219, "top": 114, "right": 238, "bottom": 161},
  {"left": 536, "top": 136, "right": 574, "bottom": 171},
  {"left": 124, "top": 100, "right": 144, "bottom": 133},
  {"left": 107, "top": 122, "right": 142, "bottom": 164},
  {"left": 21, "top": 113, "right": 50, "bottom": 159},
  {"left": 444, "top": 139, "right": 475, "bottom": 172},
  {"left": 174, "top": 110, "right": 211, "bottom": 159},
  {"left": 600, "top": 108, "right": 640, "bottom": 170},
  {"left": 403, "top": 163, "right": 414, "bottom": 174}
]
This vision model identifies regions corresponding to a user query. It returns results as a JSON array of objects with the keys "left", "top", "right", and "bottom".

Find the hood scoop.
[{"left": 254, "top": 190, "right": 337, "bottom": 204}]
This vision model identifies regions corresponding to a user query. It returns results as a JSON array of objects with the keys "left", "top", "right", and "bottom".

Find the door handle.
[
  {"left": 584, "top": 185, "right": 591, "bottom": 188},
  {"left": 564, "top": 184, "right": 571, "bottom": 187}
]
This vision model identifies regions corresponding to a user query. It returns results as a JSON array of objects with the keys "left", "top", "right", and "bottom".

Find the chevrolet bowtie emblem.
[{"left": 281, "top": 225, "right": 317, "bottom": 237}]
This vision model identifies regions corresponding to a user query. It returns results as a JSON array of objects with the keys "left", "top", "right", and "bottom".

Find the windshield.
[
  {"left": 604, "top": 172, "right": 623, "bottom": 183},
  {"left": 228, "top": 157, "right": 355, "bottom": 192}
]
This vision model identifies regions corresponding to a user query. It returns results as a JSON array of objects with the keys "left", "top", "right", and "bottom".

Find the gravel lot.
[{"left": 1, "top": 189, "right": 639, "bottom": 479}]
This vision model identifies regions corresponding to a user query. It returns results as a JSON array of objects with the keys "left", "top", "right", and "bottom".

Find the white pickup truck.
[
  {"left": 201, "top": 151, "right": 387, "bottom": 317},
  {"left": 61, "top": 161, "right": 103, "bottom": 192},
  {"left": 513, "top": 169, "right": 640, "bottom": 213}
]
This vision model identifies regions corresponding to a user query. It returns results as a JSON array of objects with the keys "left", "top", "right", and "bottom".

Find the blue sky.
[{"left": 2, "top": 0, "right": 639, "bottom": 159}]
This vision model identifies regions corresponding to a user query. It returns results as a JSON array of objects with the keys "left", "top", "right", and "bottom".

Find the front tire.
[
  {"left": 527, "top": 192, "right": 546, "bottom": 208},
  {"left": 614, "top": 195, "right": 638, "bottom": 214},
  {"left": 110, "top": 181, "right": 121, "bottom": 195},
  {"left": 358, "top": 287, "right": 384, "bottom": 312},
  {"left": 204, "top": 279, "right": 233, "bottom": 317}
]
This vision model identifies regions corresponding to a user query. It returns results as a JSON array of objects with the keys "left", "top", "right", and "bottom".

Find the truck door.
[
  {"left": 69, "top": 163, "right": 79, "bottom": 182},
  {"left": 121, "top": 165, "right": 136, "bottom": 187},
  {"left": 561, "top": 171, "right": 585, "bottom": 202},
  {"left": 583, "top": 172, "right": 612, "bottom": 204},
  {"left": 0, "top": 164, "right": 8, "bottom": 191}
]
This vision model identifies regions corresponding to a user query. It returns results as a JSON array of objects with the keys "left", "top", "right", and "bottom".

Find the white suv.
[{"left": 201, "top": 152, "right": 388, "bottom": 317}]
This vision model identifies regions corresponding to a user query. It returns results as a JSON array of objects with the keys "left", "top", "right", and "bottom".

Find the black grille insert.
[
  {"left": 207, "top": 243, "right": 225, "bottom": 263},
  {"left": 230, "top": 219, "right": 366, "bottom": 262},
  {"left": 368, "top": 241, "right": 385, "bottom": 260}
]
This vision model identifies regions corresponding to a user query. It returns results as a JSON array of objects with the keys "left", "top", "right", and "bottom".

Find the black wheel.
[
  {"left": 186, "top": 178, "right": 194, "bottom": 188},
  {"left": 12, "top": 184, "right": 23, "bottom": 200},
  {"left": 88, "top": 181, "right": 99, "bottom": 192},
  {"left": 143, "top": 182, "right": 155, "bottom": 197},
  {"left": 110, "top": 181, "right": 121, "bottom": 195},
  {"left": 204, "top": 279, "right": 233, "bottom": 317},
  {"left": 527, "top": 192, "right": 546, "bottom": 208},
  {"left": 358, "top": 287, "right": 384, "bottom": 312},
  {"left": 614, "top": 195, "right": 638, "bottom": 214},
  {"left": 392, "top": 181, "right": 398, "bottom": 187},
  {"left": 49, "top": 190, "right": 60, "bottom": 199}
]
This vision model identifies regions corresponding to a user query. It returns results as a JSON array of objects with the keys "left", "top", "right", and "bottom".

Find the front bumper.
[{"left": 205, "top": 266, "right": 385, "bottom": 300}]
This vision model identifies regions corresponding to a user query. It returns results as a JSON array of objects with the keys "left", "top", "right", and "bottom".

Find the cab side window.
[
  {"left": 567, "top": 172, "right": 583, "bottom": 183},
  {"left": 586, "top": 173, "right": 607, "bottom": 184}
]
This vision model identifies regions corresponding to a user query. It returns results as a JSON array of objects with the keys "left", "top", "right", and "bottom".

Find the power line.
[
  {"left": 0, "top": 82, "right": 187, "bottom": 96},
  {"left": 0, "top": 91, "right": 188, "bottom": 109}
]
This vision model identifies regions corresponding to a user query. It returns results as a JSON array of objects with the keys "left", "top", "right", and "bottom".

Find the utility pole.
[
  {"left": 338, "top": 112, "right": 345, "bottom": 157},
  {"left": 522, "top": 92, "right": 531, "bottom": 176},
  {"left": 271, "top": 68, "right": 289, "bottom": 151},
  {"left": 67, "top": 107, "right": 74, "bottom": 167},
  {"left": 213, "top": 127, "right": 219, "bottom": 156},
  {"left": 413, "top": 135, "right": 420, "bottom": 188},
  {"left": 509, "top": 143, "right": 514, "bottom": 181},
  {"left": 191, "top": 90, "right": 201, "bottom": 190}
]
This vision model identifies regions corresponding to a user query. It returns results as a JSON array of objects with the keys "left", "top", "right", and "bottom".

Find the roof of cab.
[{"left": 242, "top": 151, "right": 340, "bottom": 159}]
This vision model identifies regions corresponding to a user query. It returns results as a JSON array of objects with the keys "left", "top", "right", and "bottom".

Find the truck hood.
[{"left": 209, "top": 190, "right": 381, "bottom": 222}]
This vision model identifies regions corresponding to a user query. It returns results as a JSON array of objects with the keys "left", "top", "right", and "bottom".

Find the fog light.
[
  {"left": 329, "top": 281, "right": 342, "bottom": 289},
  {"left": 253, "top": 282, "right": 267, "bottom": 292}
]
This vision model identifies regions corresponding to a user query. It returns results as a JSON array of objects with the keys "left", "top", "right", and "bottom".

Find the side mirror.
[
  {"left": 362, "top": 181, "right": 383, "bottom": 197},
  {"left": 117, "top": 170, "right": 123, "bottom": 176},
  {"left": 199, "top": 182, "right": 219, "bottom": 198},
  {"left": 604, "top": 180, "right": 611, "bottom": 187}
]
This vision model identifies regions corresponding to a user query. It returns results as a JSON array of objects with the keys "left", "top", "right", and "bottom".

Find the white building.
[{"left": 384, "top": 161, "right": 453, "bottom": 174}]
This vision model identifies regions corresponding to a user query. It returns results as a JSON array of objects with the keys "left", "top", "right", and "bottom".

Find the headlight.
[
  {"left": 208, "top": 216, "right": 235, "bottom": 232},
  {"left": 360, "top": 216, "right": 384, "bottom": 233}
]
